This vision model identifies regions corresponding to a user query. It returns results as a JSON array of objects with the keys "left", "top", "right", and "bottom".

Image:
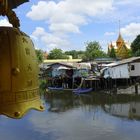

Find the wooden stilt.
[{"left": 135, "top": 83, "right": 138, "bottom": 95}]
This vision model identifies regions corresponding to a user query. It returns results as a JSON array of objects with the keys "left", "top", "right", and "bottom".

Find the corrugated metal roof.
[
  {"left": 48, "top": 62, "right": 75, "bottom": 68},
  {"left": 44, "top": 62, "right": 91, "bottom": 69},
  {"left": 106, "top": 57, "right": 140, "bottom": 67}
]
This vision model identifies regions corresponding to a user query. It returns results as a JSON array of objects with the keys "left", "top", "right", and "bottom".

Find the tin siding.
[
  {"left": 130, "top": 63, "right": 140, "bottom": 77},
  {"left": 111, "top": 64, "right": 130, "bottom": 79}
]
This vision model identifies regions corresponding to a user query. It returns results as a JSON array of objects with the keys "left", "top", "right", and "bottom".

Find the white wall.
[
  {"left": 111, "top": 64, "right": 130, "bottom": 79},
  {"left": 130, "top": 63, "right": 140, "bottom": 77}
]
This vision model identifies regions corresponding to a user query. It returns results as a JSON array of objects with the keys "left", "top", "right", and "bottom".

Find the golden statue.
[{"left": 0, "top": 0, "right": 45, "bottom": 119}]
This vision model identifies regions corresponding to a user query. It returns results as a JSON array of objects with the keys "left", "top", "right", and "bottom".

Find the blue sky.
[{"left": 0, "top": 0, "right": 140, "bottom": 52}]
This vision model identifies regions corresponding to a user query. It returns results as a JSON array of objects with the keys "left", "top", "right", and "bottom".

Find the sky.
[{"left": 0, "top": 0, "right": 140, "bottom": 52}]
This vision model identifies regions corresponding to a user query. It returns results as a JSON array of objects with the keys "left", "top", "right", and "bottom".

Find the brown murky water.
[{"left": 0, "top": 92, "right": 140, "bottom": 140}]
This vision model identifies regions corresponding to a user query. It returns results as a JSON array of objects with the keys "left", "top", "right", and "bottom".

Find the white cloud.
[
  {"left": 104, "top": 32, "right": 115, "bottom": 36},
  {"left": 121, "top": 23, "right": 140, "bottom": 38},
  {"left": 26, "top": 1, "right": 52, "bottom": 20},
  {"left": 27, "top": 0, "right": 113, "bottom": 34},
  {"left": 0, "top": 19, "right": 12, "bottom": 27},
  {"left": 27, "top": 0, "right": 114, "bottom": 51},
  {"left": 32, "top": 27, "right": 46, "bottom": 37},
  {"left": 49, "top": 23, "right": 80, "bottom": 33},
  {"left": 31, "top": 27, "right": 70, "bottom": 51},
  {"left": 27, "top": 0, "right": 113, "bottom": 20},
  {"left": 26, "top": 0, "right": 140, "bottom": 51}
]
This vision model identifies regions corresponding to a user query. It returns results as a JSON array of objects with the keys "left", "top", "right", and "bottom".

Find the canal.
[{"left": 1, "top": 91, "right": 140, "bottom": 140}]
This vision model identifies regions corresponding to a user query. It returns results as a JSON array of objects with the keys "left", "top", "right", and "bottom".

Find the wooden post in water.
[
  {"left": 126, "top": 78, "right": 128, "bottom": 86},
  {"left": 95, "top": 80, "right": 97, "bottom": 91},
  {"left": 135, "top": 83, "right": 139, "bottom": 95}
]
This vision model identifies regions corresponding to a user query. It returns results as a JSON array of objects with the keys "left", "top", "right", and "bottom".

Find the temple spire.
[
  {"left": 116, "top": 20, "right": 124, "bottom": 48},
  {"left": 119, "top": 20, "right": 120, "bottom": 34}
]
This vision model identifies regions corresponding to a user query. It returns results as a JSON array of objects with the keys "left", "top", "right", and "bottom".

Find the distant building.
[{"left": 108, "top": 32, "right": 131, "bottom": 59}]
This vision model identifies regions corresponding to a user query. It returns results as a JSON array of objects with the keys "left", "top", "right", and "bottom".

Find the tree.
[
  {"left": 128, "top": 49, "right": 132, "bottom": 57},
  {"left": 65, "top": 50, "right": 78, "bottom": 59},
  {"left": 131, "top": 34, "right": 140, "bottom": 56},
  {"left": 84, "top": 41, "right": 107, "bottom": 60},
  {"left": 77, "top": 50, "right": 85, "bottom": 59},
  {"left": 35, "top": 49, "right": 43, "bottom": 64},
  {"left": 109, "top": 47, "right": 116, "bottom": 58},
  {"left": 47, "top": 48, "right": 68, "bottom": 59},
  {"left": 65, "top": 50, "right": 85, "bottom": 59}
]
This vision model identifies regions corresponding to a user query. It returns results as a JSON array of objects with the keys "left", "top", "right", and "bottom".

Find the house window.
[{"left": 131, "top": 65, "right": 135, "bottom": 71}]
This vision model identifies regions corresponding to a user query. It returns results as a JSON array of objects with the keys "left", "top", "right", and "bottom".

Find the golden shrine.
[{"left": 108, "top": 32, "right": 131, "bottom": 59}]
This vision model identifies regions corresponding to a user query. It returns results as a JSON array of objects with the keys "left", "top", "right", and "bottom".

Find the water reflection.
[
  {"left": 46, "top": 92, "right": 140, "bottom": 121},
  {"left": 1, "top": 92, "right": 140, "bottom": 140},
  {"left": 103, "top": 102, "right": 140, "bottom": 120},
  {"left": 28, "top": 93, "right": 140, "bottom": 140}
]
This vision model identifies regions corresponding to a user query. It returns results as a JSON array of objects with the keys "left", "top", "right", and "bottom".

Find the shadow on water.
[{"left": 46, "top": 91, "right": 140, "bottom": 121}]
